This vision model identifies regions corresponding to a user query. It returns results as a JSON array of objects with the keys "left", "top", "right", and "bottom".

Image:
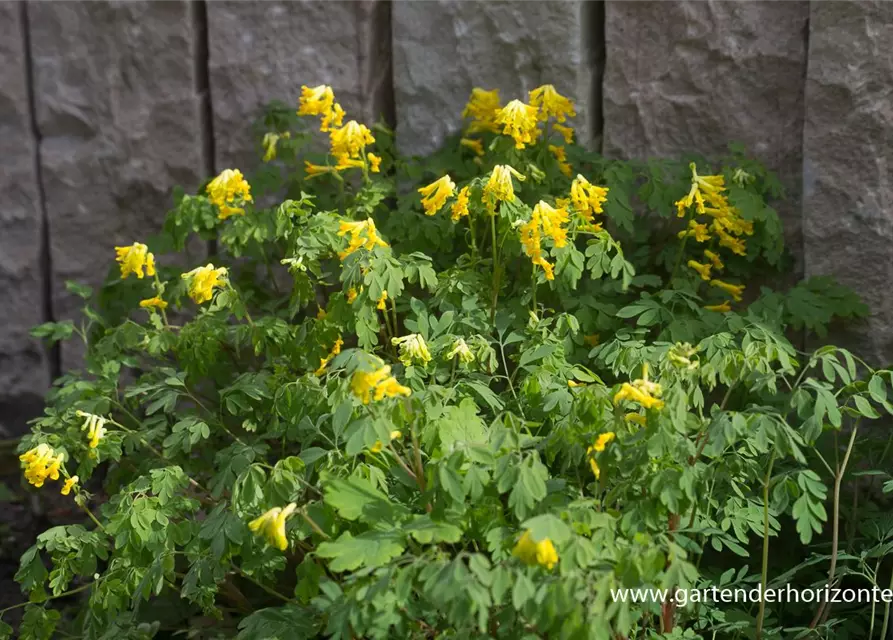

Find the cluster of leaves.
[{"left": 4, "top": 88, "right": 890, "bottom": 640}]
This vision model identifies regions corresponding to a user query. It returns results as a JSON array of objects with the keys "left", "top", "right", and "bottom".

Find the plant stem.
[
  {"left": 756, "top": 449, "right": 777, "bottom": 640},
  {"left": 879, "top": 564, "right": 893, "bottom": 640},
  {"left": 0, "top": 582, "right": 93, "bottom": 615},
  {"left": 300, "top": 508, "right": 330, "bottom": 539},
  {"left": 490, "top": 213, "right": 499, "bottom": 325}
]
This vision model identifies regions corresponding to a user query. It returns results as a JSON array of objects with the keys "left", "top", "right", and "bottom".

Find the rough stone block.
[
  {"left": 207, "top": 0, "right": 393, "bottom": 171},
  {"left": 0, "top": 1, "right": 50, "bottom": 434},
  {"left": 802, "top": 1, "right": 893, "bottom": 363},
  {"left": 393, "top": 0, "right": 597, "bottom": 157},
  {"left": 27, "top": 1, "right": 207, "bottom": 370},
  {"left": 602, "top": 1, "right": 809, "bottom": 261}
]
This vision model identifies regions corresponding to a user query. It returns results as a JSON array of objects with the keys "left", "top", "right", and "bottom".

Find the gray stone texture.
[
  {"left": 27, "top": 1, "right": 207, "bottom": 370},
  {"left": 393, "top": 0, "right": 597, "bottom": 157},
  {"left": 602, "top": 1, "right": 809, "bottom": 263},
  {"left": 208, "top": 0, "right": 393, "bottom": 171},
  {"left": 0, "top": 1, "right": 50, "bottom": 434},
  {"left": 802, "top": 1, "right": 893, "bottom": 364}
]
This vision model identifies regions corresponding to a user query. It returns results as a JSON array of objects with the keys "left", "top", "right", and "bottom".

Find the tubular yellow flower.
[
  {"left": 335, "top": 156, "right": 364, "bottom": 171},
  {"left": 181, "top": 264, "right": 228, "bottom": 304},
  {"left": 139, "top": 296, "right": 167, "bottom": 310},
  {"left": 418, "top": 175, "right": 456, "bottom": 216},
  {"left": 703, "top": 249, "right": 724, "bottom": 271},
  {"left": 534, "top": 200, "right": 569, "bottom": 248},
  {"left": 529, "top": 84, "right": 576, "bottom": 123},
  {"left": 687, "top": 260, "right": 712, "bottom": 281},
  {"left": 249, "top": 503, "right": 297, "bottom": 551},
  {"left": 590, "top": 432, "right": 616, "bottom": 453},
  {"left": 369, "top": 430, "right": 402, "bottom": 454},
  {"left": 19, "top": 443, "right": 64, "bottom": 488},
  {"left": 330, "top": 120, "right": 375, "bottom": 162},
  {"left": 61, "top": 475, "right": 79, "bottom": 496},
  {"left": 513, "top": 530, "right": 558, "bottom": 570},
  {"left": 262, "top": 132, "right": 280, "bottom": 162},
  {"left": 495, "top": 99, "right": 539, "bottom": 149},
  {"left": 704, "top": 301, "right": 732, "bottom": 312},
  {"left": 207, "top": 169, "right": 253, "bottom": 220},
  {"left": 613, "top": 363, "right": 664, "bottom": 410},
  {"left": 589, "top": 457, "right": 601, "bottom": 479},
  {"left": 462, "top": 87, "right": 501, "bottom": 134},
  {"left": 677, "top": 220, "right": 711, "bottom": 243},
  {"left": 114, "top": 242, "right": 156, "bottom": 280},
  {"left": 367, "top": 153, "right": 381, "bottom": 173},
  {"left": 76, "top": 410, "right": 107, "bottom": 448},
  {"left": 350, "top": 365, "right": 411, "bottom": 404},
  {"left": 337, "top": 218, "right": 388, "bottom": 260},
  {"left": 451, "top": 186, "right": 470, "bottom": 222},
  {"left": 710, "top": 279, "right": 745, "bottom": 302},
  {"left": 483, "top": 164, "right": 525, "bottom": 207},
  {"left": 391, "top": 334, "right": 432, "bottom": 367},
  {"left": 447, "top": 337, "right": 475, "bottom": 364},
  {"left": 346, "top": 288, "right": 358, "bottom": 303},
  {"left": 305, "top": 161, "right": 333, "bottom": 177},
  {"left": 376, "top": 290, "right": 388, "bottom": 310},
  {"left": 460, "top": 138, "right": 485, "bottom": 157},
  {"left": 553, "top": 123, "right": 574, "bottom": 144},
  {"left": 548, "top": 144, "right": 572, "bottom": 177},
  {"left": 315, "top": 337, "right": 344, "bottom": 376},
  {"left": 570, "top": 175, "right": 609, "bottom": 224},
  {"left": 298, "top": 85, "right": 344, "bottom": 132},
  {"left": 713, "top": 223, "right": 748, "bottom": 256},
  {"left": 519, "top": 207, "right": 554, "bottom": 281},
  {"left": 625, "top": 413, "right": 647, "bottom": 426}
]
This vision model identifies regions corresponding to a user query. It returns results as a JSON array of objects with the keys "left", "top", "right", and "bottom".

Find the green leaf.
[
  {"left": 404, "top": 515, "right": 463, "bottom": 544},
  {"left": 521, "top": 514, "right": 571, "bottom": 545},
  {"left": 316, "top": 530, "right": 404, "bottom": 572},
  {"left": 323, "top": 475, "right": 407, "bottom": 524},
  {"left": 237, "top": 604, "right": 318, "bottom": 639},
  {"left": 198, "top": 504, "right": 245, "bottom": 559}
]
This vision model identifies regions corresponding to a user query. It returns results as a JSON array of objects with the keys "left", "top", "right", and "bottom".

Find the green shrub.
[{"left": 5, "top": 83, "right": 891, "bottom": 640}]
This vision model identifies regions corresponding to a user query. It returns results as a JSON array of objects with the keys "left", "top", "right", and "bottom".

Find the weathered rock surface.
[
  {"left": 0, "top": 1, "right": 50, "bottom": 434},
  {"left": 803, "top": 1, "right": 893, "bottom": 364},
  {"left": 27, "top": 1, "right": 206, "bottom": 370},
  {"left": 393, "top": 0, "right": 597, "bottom": 157},
  {"left": 602, "top": 1, "right": 809, "bottom": 262},
  {"left": 208, "top": 0, "right": 393, "bottom": 171}
]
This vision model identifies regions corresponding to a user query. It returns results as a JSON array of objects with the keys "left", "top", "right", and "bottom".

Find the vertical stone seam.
[
  {"left": 799, "top": 2, "right": 811, "bottom": 279},
  {"left": 20, "top": 0, "right": 60, "bottom": 381},
  {"left": 192, "top": 0, "right": 216, "bottom": 257},
  {"left": 378, "top": 0, "right": 396, "bottom": 128},
  {"left": 586, "top": 0, "right": 606, "bottom": 152}
]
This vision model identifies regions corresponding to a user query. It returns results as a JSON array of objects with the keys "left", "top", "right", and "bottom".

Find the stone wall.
[{"left": 1, "top": 0, "right": 891, "bottom": 433}]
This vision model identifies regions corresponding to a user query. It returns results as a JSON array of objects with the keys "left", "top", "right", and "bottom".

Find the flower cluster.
[
  {"left": 447, "top": 338, "right": 475, "bottom": 364},
  {"left": 115, "top": 242, "right": 156, "bottom": 280},
  {"left": 418, "top": 175, "right": 456, "bottom": 216},
  {"left": 337, "top": 218, "right": 388, "bottom": 261},
  {"left": 315, "top": 337, "right": 344, "bottom": 376},
  {"left": 182, "top": 264, "right": 228, "bottom": 304},
  {"left": 76, "top": 410, "right": 107, "bottom": 449},
  {"left": 391, "top": 334, "right": 432, "bottom": 367},
  {"left": 206, "top": 168, "right": 253, "bottom": 220},
  {"left": 587, "top": 431, "right": 616, "bottom": 479},
  {"left": 519, "top": 201, "right": 569, "bottom": 280},
  {"left": 19, "top": 444, "right": 64, "bottom": 489},
  {"left": 570, "top": 175, "right": 609, "bottom": 228},
  {"left": 513, "top": 530, "right": 558, "bottom": 570},
  {"left": 350, "top": 365, "right": 411, "bottom": 404},
  {"left": 613, "top": 363, "right": 664, "bottom": 410}
]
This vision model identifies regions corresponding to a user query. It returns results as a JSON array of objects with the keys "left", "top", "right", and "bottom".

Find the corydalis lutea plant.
[{"left": 6, "top": 81, "right": 887, "bottom": 640}]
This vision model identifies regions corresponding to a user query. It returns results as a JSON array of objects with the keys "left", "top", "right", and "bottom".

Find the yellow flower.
[
  {"left": 262, "top": 132, "right": 281, "bottom": 162},
  {"left": 553, "top": 123, "right": 574, "bottom": 144},
  {"left": 584, "top": 334, "right": 600, "bottom": 347},
  {"left": 677, "top": 220, "right": 711, "bottom": 243},
  {"left": 315, "top": 337, "right": 344, "bottom": 376},
  {"left": 534, "top": 200, "right": 569, "bottom": 248},
  {"left": 589, "top": 457, "right": 601, "bottom": 479},
  {"left": 114, "top": 242, "right": 156, "bottom": 280},
  {"left": 19, "top": 444, "right": 64, "bottom": 488},
  {"left": 76, "top": 410, "right": 107, "bottom": 448},
  {"left": 207, "top": 169, "right": 253, "bottom": 220},
  {"left": 483, "top": 164, "right": 525, "bottom": 208},
  {"left": 346, "top": 287, "right": 358, "bottom": 304},
  {"left": 392, "top": 334, "right": 432, "bottom": 367},
  {"left": 418, "top": 175, "right": 456, "bottom": 216},
  {"left": 460, "top": 138, "right": 485, "bottom": 157},
  {"left": 687, "top": 260, "right": 712, "bottom": 281},
  {"left": 590, "top": 432, "right": 616, "bottom": 453},
  {"left": 548, "top": 144, "right": 572, "bottom": 177},
  {"left": 703, "top": 250, "right": 724, "bottom": 271},
  {"left": 570, "top": 175, "right": 609, "bottom": 224},
  {"left": 710, "top": 279, "right": 745, "bottom": 302},
  {"left": 613, "top": 363, "right": 664, "bottom": 410},
  {"left": 529, "top": 84, "right": 576, "bottom": 123},
  {"left": 625, "top": 413, "right": 647, "bottom": 426},
  {"left": 451, "top": 186, "right": 470, "bottom": 222},
  {"left": 704, "top": 301, "right": 732, "bottom": 312},
  {"left": 304, "top": 161, "right": 333, "bottom": 177},
  {"left": 139, "top": 296, "right": 167, "bottom": 310},
  {"left": 494, "top": 99, "right": 539, "bottom": 149},
  {"left": 376, "top": 290, "right": 388, "bottom": 310},
  {"left": 712, "top": 222, "right": 748, "bottom": 256},
  {"left": 350, "top": 365, "right": 411, "bottom": 404},
  {"left": 447, "top": 338, "right": 475, "bottom": 364},
  {"left": 367, "top": 153, "right": 381, "bottom": 173},
  {"left": 248, "top": 503, "right": 297, "bottom": 551},
  {"left": 462, "top": 88, "right": 501, "bottom": 134},
  {"left": 369, "top": 430, "right": 403, "bottom": 454},
  {"left": 181, "top": 264, "right": 228, "bottom": 304},
  {"left": 330, "top": 120, "right": 375, "bottom": 162},
  {"left": 298, "top": 85, "right": 344, "bottom": 132},
  {"left": 337, "top": 218, "right": 388, "bottom": 260},
  {"left": 61, "top": 476, "right": 78, "bottom": 496},
  {"left": 513, "top": 530, "right": 558, "bottom": 570},
  {"left": 335, "top": 155, "right": 365, "bottom": 171},
  {"left": 519, "top": 206, "right": 554, "bottom": 281}
]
